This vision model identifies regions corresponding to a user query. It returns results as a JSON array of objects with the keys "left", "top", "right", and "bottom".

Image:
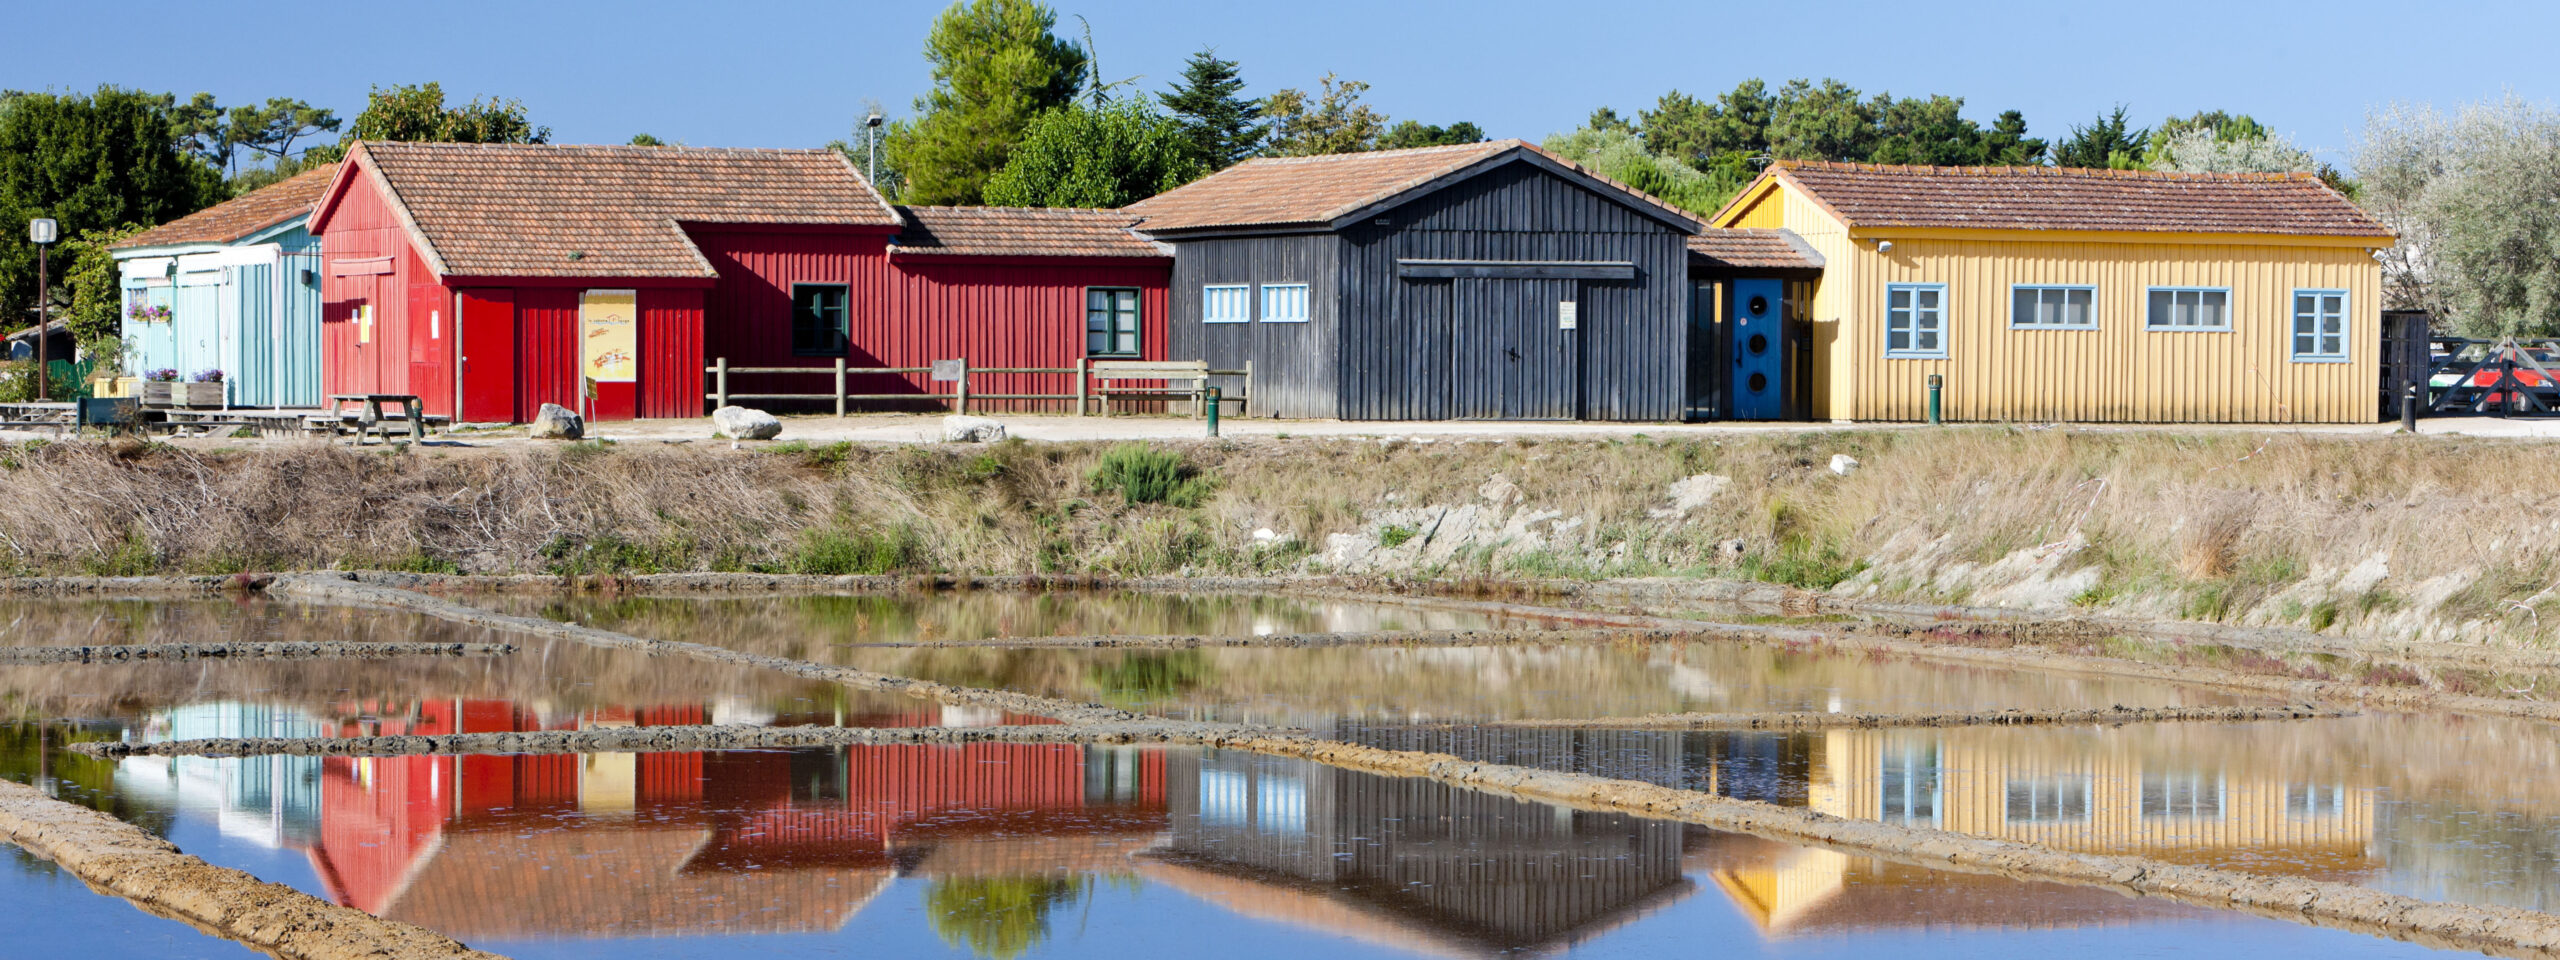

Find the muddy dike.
[
  {"left": 0, "top": 779, "right": 505, "bottom": 960},
  {"left": 1489, "top": 703, "right": 2349, "bottom": 730},
  {"left": 0, "top": 639, "right": 514, "bottom": 664},
  {"left": 861, "top": 626, "right": 1700, "bottom": 648}
]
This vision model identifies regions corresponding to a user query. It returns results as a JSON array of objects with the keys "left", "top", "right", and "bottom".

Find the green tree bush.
[
  {"left": 887, "top": 0, "right": 1088, "bottom": 204},
  {"left": 1158, "top": 48, "right": 1266, "bottom": 168},
  {"left": 0, "top": 87, "right": 220, "bottom": 331},
  {"left": 983, "top": 101, "right": 1205, "bottom": 207}
]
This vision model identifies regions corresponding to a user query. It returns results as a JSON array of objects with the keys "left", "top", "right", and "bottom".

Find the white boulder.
[
  {"left": 528, "top": 403, "right": 584, "bottom": 440},
  {"left": 711, "top": 405, "right": 783, "bottom": 440},
  {"left": 1829, "top": 454, "right": 1861, "bottom": 476},
  {"left": 942, "top": 415, "right": 1008, "bottom": 443}
]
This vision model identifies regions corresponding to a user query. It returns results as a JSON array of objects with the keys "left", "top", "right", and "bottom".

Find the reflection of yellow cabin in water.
[
  {"left": 1809, "top": 730, "right": 2374, "bottom": 867},
  {"left": 1704, "top": 730, "right": 2377, "bottom": 936}
]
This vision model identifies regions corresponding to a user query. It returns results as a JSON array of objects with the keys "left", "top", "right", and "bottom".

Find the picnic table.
[{"left": 318, "top": 394, "right": 430, "bottom": 444}]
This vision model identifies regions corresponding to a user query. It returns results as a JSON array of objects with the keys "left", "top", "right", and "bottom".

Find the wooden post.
[
  {"left": 1075, "top": 356, "right": 1089, "bottom": 416},
  {"left": 833, "top": 357, "right": 846, "bottom": 418},
  {"left": 955, "top": 358, "right": 969, "bottom": 415},
  {"left": 713, "top": 357, "right": 728, "bottom": 410},
  {"left": 1241, "top": 360, "right": 1254, "bottom": 418}
]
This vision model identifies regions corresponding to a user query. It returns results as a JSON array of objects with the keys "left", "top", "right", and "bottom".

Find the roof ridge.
[
  {"left": 1775, "top": 158, "right": 2317, "bottom": 182},
  {"left": 1234, "top": 138, "right": 1519, "bottom": 168},
  {"left": 898, "top": 204, "right": 1130, "bottom": 215},
  {"left": 359, "top": 140, "right": 844, "bottom": 156}
]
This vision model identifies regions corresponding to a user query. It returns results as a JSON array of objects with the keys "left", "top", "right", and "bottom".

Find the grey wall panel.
[{"left": 1166, "top": 234, "right": 1339, "bottom": 418}]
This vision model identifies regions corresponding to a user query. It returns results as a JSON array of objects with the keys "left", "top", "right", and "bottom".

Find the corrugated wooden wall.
[
  {"left": 876, "top": 258, "right": 1169, "bottom": 412},
  {"left": 1166, "top": 234, "right": 1339, "bottom": 418},
  {"left": 319, "top": 170, "right": 449, "bottom": 405},
  {"left": 1842, "top": 237, "right": 2383, "bottom": 423},
  {"left": 638, "top": 288, "right": 705, "bottom": 418},
  {"left": 1334, "top": 161, "right": 1692, "bottom": 421},
  {"left": 690, "top": 226, "right": 889, "bottom": 403}
]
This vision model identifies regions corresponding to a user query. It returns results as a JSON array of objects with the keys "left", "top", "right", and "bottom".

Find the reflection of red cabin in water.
[{"left": 304, "top": 698, "right": 1165, "bottom": 937}]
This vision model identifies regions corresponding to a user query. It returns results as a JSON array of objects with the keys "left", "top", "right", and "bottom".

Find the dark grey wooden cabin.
[{"left": 1126, "top": 141, "right": 1702, "bottom": 420}]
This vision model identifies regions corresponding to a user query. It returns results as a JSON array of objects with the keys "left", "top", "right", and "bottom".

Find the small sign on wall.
[
  {"left": 1558, "top": 300, "right": 1579, "bottom": 330},
  {"left": 930, "top": 359, "right": 967, "bottom": 382},
  {"left": 580, "top": 290, "right": 638, "bottom": 383}
]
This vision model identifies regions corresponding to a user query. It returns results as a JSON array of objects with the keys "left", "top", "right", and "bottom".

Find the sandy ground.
[{"left": 44, "top": 408, "right": 2560, "bottom": 451}]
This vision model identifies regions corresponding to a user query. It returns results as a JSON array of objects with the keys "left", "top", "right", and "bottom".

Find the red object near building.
[{"left": 309, "top": 141, "right": 1171, "bottom": 424}]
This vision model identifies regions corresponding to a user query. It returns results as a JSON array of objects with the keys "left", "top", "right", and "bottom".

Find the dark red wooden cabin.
[
  {"left": 310, "top": 142, "right": 1172, "bottom": 424},
  {"left": 309, "top": 141, "right": 901, "bottom": 423}
]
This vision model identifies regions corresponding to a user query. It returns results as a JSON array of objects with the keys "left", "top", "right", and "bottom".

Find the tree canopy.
[
  {"left": 1377, "top": 120, "right": 1486, "bottom": 150},
  {"left": 1540, "top": 126, "right": 1742, "bottom": 216},
  {"left": 886, "top": 0, "right": 1088, "bottom": 205},
  {"left": 1157, "top": 48, "right": 1265, "bottom": 168},
  {"left": 0, "top": 87, "right": 220, "bottom": 332},
  {"left": 1261, "top": 74, "right": 1387, "bottom": 157},
  {"left": 982, "top": 101, "right": 1204, "bottom": 207},
  {"left": 2053, "top": 106, "right": 2148, "bottom": 169},
  {"left": 171, "top": 94, "right": 340, "bottom": 179},
  {"left": 2357, "top": 96, "right": 2560, "bottom": 335},
  {"left": 331, "top": 82, "right": 549, "bottom": 149}
]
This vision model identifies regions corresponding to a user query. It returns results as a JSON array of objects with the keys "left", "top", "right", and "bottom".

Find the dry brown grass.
[{"left": 3, "top": 429, "right": 2559, "bottom": 641}]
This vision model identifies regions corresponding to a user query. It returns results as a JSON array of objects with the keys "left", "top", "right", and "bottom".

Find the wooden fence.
[{"left": 704, "top": 357, "right": 1254, "bottom": 417}]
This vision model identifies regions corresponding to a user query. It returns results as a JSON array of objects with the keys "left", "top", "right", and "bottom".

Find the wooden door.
[
  {"left": 1450, "top": 277, "right": 1580, "bottom": 420},
  {"left": 457, "top": 288, "right": 515, "bottom": 424},
  {"left": 407, "top": 283, "right": 450, "bottom": 417}
]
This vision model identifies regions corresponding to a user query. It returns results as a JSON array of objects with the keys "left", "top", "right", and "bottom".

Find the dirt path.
[
  {"left": 872, "top": 627, "right": 1701, "bottom": 649},
  {"left": 0, "top": 779, "right": 507, "bottom": 960},
  {"left": 0, "top": 640, "right": 513, "bottom": 664}
]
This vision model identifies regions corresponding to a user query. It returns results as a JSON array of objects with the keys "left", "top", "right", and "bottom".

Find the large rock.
[
  {"left": 711, "top": 405, "right": 783, "bottom": 440},
  {"left": 528, "top": 403, "right": 584, "bottom": 440},
  {"left": 942, "top": 415, "right": 1008, "bottom": 443}
]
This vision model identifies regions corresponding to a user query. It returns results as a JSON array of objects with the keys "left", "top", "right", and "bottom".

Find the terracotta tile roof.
[
  {"left": 1126, "top": 139, "right": 1699, "bottom": 234},
  {"left": 343, "top": 141, "right": 898, "bottom": 278},
  {"left": 891, "top": 205, "right": 1165, "bottom": 258},
  {"left": 1765, "top": 160, "right": 2391, "bottom": 238},
  {"left": 384, "top": 822, "right": 894, "bottom": 938},
  {"left": 112, "top": 163, "right": 338, "bottom": 250},
  {"left": 1687, "top": 228, "right": 1823, "bottom": 271}
]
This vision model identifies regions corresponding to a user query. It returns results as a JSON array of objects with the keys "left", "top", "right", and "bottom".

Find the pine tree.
[
  {"left": 1157, "top": 48, "right": 1265, "bottom": 169},
  {"left": 887, "top": 0, "right": 1087, "bottom": 205}
]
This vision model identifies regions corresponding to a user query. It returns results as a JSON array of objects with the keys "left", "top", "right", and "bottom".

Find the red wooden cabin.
[{"left": 310, "top": 141, "right": 1171, "bottom": 424}]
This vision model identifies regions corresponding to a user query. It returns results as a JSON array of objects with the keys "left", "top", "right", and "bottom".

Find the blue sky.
[{"left": 5, "top": 0, "right": 2552, "bottom": 169}]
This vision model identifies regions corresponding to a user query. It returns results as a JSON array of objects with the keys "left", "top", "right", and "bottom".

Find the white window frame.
[
  {"left": 1884, "top": 283, "right": 1948, "bottom": 359},
  {"left": 2291, "top": 289, "right": 2349, "bottom": 362},
  {"left": 1202, "top": 284, "right": 1250, "bottom": 324},
  {"left": 2002, "top": 774, "right": 2094, "bottom": 824},
  {"left": 1258, "top": 283, "right": 1310, "bottom": 323},
  {"left": 2008, "top": 284, "right": 2099, "bottom": 330},
  {"left": 2145, "top": 286, "right": 2233, "bottom": 332}
]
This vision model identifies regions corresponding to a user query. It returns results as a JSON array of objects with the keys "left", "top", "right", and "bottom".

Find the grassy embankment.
[{"left": 0, "top": 429, "right": 2552, "bottom": 642}]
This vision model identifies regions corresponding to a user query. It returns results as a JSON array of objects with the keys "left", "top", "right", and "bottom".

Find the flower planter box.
[{"left": 141, "top": 382, "right": 225, "bottom": 408}]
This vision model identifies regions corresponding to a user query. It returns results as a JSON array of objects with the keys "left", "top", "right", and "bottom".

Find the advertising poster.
[{"left": 580, "top": 290, "right": 637, "bottom": 383}]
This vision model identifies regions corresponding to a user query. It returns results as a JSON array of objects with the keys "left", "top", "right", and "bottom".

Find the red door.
[
  {"left": 406, "top": 284, "right": 450, "bottom": 417},
  {"left": 458, "top": 289, "right": 515, "bottom": 424}
]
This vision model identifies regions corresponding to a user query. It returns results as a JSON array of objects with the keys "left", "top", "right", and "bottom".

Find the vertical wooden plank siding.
[
  {"left": 1325, "top": 160, "right": 1688, "bottom": 421},
  {"left": 878, "top": 258, "right": 1170, "bottom": 412},
  {"left": 513, "top": 289, "right": 581, "bottom": 423},
  {"left": 1166, "top": 235, "right": 1338, "bottom": 418},
  {"left": 638, "top": 287, "right": 706, "bottom": 418},
  {"left": 1841, "top": 237, "right": 2382, "bottom": 423},
  {"left": 320, "top": 170, "right": 434, "bottom": 401},
  {"left": 1781, "top": 190, "right": 1857, "bottom": 421},
  {"left": 689, "top": 227, "right": 889, "bottom": 401}
]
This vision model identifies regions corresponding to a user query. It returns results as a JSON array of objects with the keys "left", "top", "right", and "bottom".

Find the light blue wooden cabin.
[{"left": 110, "top": 164, "right": 336, "bottom": 407}]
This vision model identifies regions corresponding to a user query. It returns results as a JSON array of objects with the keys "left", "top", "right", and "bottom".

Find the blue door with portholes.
[{"left": 1729, "top": 278, "right": 1784, "bottom": 420}]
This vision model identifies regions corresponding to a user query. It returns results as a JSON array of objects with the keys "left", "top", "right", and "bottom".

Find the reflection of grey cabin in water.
[
  {"left": 1126, "top": 140, "right": 1702, "bottom": 421},
  {"left": 1149, "top": 750, "right": 1692, "bottom": 953}
]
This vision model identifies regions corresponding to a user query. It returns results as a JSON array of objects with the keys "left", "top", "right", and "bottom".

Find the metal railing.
[{"left": 705, "top": 357, "right": 1253, "bottom": 417}]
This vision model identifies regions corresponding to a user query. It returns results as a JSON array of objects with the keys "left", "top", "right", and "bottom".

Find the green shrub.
[
  {"left": 1378, "top": 525, "right": 1417, "bottom": 549},
  {"left": 1737, "top": 537, "right": 1865, "bottom": 590},
  {"left": 1088, "top": 444, "right": 1215, "bottom": 507},
  {"left": 790, "top": 525, "right": 923, "bottom": 575}
]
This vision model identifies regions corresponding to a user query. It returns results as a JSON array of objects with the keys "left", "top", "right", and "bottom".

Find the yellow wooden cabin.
[{"left": 1709, "top": 162, "right": 2395, "bottom": 423}]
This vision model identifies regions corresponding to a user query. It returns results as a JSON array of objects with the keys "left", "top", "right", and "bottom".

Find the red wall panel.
[
  {"left": 514, "top": 289, "right": 581, "bottom": 424},
  {"left": 639, "top": 287, "right": 705, "bottom": 418},
  {"left": 870, "top": 258, "right": 1171, "bottom": 412}
]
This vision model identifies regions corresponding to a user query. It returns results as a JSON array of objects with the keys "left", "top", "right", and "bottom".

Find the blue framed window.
[
  {"left": 1203, "top": 284, "right": 1250, "bottom": 324},
  {"left": 1885, "top": 283, "right": 1947, "bottom": 358},
  {"left": 2004, "top": 774, "right": 2093, "bottom": 823},
  {"left": 2140, "top": 770, "right": 2225, "bottom": 820},
  {"left": 2010, "top": 284, "right": 2097, "bottom": 330},
  {"left": 2292, "top": 289, "right": 2348, "bottom": 362},
  {"left": 1878, "top": 743, "right": 1942, "bottom": 826},
  {"left": 1259, "top": 283, "right": 1310, "bottom": 323},
  {"left": 2145, "top": 287, "right": 2231, "bottom": 331}
]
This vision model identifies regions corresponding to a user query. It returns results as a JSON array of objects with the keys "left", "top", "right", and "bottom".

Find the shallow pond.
[{"left": 0, "top": 733, "right": 2464, "bottom": 959}]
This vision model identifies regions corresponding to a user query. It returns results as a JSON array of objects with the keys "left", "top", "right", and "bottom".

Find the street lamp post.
[
  {"left": 28, "top": 218, "right": 56, "bottom": 402},
  {"left": 864, "top": 112, "right": 884, "bottom": 187}
]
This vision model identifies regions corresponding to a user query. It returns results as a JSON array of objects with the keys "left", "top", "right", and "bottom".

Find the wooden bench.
[{"left": 1087, "top": 360, "right": 1252, "bottom": 418}]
